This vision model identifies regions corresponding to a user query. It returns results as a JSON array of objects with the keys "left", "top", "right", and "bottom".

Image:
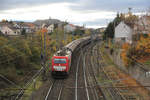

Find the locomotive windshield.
[{"left": 54, "top": 58, "right": 67, "bottom": 64}]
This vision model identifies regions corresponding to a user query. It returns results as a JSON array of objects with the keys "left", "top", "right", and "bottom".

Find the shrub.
[
  {"left": 121, "top": 43, "right": 131, "bottom": 67},
  {"left": 121, "top": 33, "right": 150, "bottom": 67}
]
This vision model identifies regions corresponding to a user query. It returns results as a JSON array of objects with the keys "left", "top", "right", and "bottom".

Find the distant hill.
[{"left": 34, "top": 18, "right": 64, "bottom": 26}]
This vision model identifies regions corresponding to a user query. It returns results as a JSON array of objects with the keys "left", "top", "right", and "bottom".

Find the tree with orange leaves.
[
  {"left": 133, "top": 34, "right": 150, "bottom": 62},
  {"left": 121, "top": 33, "right": 150, "bottom": 67},
  {"left": 121, "top": 43, "right": 131, "bottom": 67}
]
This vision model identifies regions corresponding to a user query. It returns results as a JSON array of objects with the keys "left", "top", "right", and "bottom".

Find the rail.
[
  {"left": 44, "top": 80, "right": 55, "bottom": 100},
  {"left": 44, "top": 80, "right": 63, "bottom": 100}
]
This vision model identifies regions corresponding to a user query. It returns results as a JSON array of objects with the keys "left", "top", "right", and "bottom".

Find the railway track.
[
  {"left": 75, "top": 41, "right": 106, "bottom": 100},
  {"left": 44, "top": 42, "right": 90, "bottom": 100},
  {"left": 44, "top": 80, "right": 64, "bottom": 100},
  {"left": 97, "top": 47, "right": 125, "bottom": 100},
  {"left": 84, "top": 43, "right": 104, "bottom": 100},
  {"left": 97, "top": 44, "right": 143, "bottom": 100},
  {"left": 87, "top": 43, "right": 106, "bottom": 100},
  {"left": 75, "top": 44, "right": 92, "bottom": 100},
  {"left": 75, "top": 50, "right": 82, "bottom": 100}
]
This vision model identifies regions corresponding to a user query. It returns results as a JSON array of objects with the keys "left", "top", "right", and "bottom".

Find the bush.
[
  {"left": 121, "top": 33, "right": 150, "bottom": 67},
  {"left": 121, "top": 43, "right": 131, "bottom": 67}
]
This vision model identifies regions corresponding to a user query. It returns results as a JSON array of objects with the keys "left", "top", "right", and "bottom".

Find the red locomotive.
[{"left": 51, "top": 48, "right": 72, "bottom": 77}]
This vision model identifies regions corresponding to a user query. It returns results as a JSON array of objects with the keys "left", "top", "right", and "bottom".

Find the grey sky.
[
  {"left": 71, "top": 0, "right": 149, "bottom": 11},
  {"left": 0, "top": 0, "right": 149, "bottom": 11},
  {"left": 0, "top": 0, "right": 149, "bottom": 28}
]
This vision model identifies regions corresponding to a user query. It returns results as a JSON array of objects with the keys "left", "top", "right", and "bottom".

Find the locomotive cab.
[{"left": 52, "top": 56, "right": 70, "bottom": 77}]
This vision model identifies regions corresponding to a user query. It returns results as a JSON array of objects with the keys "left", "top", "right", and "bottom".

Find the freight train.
[
  {"left": 51, "top": 35, "right": 101, "bottom": 78},
  {"left": 51, "top": 37, "right": 90, "bottom": 78}
]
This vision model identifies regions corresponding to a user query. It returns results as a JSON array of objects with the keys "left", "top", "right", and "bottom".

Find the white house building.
[
  {"left": 47, "top": 24, "right": 55, "bottom": 33},
  {"left": 115, "top": 21, "right": 133, "bottom": 44},
  {"left": 0, "top": 25, "right": 20, "bottom": 35},
  {"left": 16, "top": 23, "right": 32, "bottom": 33}
]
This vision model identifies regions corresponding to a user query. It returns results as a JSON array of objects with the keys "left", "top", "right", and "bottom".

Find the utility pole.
[
  {"left": 64, "top": 19, "right": 68, "bottom": 45},
  {"left": 41, "top": 28, "right": 47, "bottom": 81},
  {"left": 44, "top": 29, "right": 46, "bottom": 79},
  {"left": 56, "top": 28, "right": 59, "bottom": 51},
  {"left": 64, "top": 28, "right": 66, "bottom": 45}
]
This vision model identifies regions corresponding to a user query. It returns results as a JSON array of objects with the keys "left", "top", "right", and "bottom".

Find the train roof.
[{"left": 54, "top": 47, "right": 72, "bottom": 57}]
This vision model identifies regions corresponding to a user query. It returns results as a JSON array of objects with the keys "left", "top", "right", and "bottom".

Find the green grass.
[{"left": 99, "top": 44, "right": 115, "bottom": 66}]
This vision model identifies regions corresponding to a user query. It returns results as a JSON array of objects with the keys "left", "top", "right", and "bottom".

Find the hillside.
[{"left": 34, "top": 18, "right": 64, "bottom": 26}]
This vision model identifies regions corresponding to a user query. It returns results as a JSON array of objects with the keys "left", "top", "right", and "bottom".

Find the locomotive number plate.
[{"left": 54, "top": 66, "right": 66, "bottom": 71}]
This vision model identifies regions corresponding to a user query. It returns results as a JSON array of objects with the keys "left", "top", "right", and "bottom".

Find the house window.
[{"left": 121, "top": 37, "right": 126, "bottom": 42}]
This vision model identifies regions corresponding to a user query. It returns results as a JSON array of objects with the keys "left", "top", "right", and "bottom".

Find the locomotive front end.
[{"left": 52, "top": 56, "right": 69, "bottom": 77}]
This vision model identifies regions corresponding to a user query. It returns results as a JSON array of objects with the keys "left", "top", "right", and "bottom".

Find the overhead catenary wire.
[
  {"left": 2, "top": 84, "right": 150, "bottom": 91},
  {"left": 0, "top": 67, "right": 45, "bottom": 99},
  {"left": 0, "top": 74, "right": 20, "bottom": 88}
]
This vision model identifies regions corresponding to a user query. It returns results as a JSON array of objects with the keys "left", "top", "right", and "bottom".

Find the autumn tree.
[
  {"left": 104, "top": 22, "right": 114, "bottom": 40},
  {"left": 129, "top": 34, "right": 150, "bottom": 62},
  {"left": 121, "top": 43, "right": 132, "bottom": 67},
  {"left": 124, "top": 14, "right": 138, "bottom": 28},
  {"left": 2, "top": 19, "right": 8, "bottom": 23},
  {"left": 104, "top": 13, "right": 122, "bottom": 40},
  {"left": 121, "top": 34, "right": 150, "bottom": 67}
]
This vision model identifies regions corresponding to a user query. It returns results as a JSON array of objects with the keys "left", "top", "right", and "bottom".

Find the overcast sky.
[{"left": 0, "top": 0, "right": 149, "bottom": 28}]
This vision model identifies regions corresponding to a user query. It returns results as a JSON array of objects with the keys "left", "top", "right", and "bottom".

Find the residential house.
[
  {"left": 13, "top": 22, "right": 33, "bottom": 33},
  {"left": 47, "top": 24, "right": 55, "bottom": 33},
  {"left": 41, "top": 23, "right": 48, "bottom": 29},
  {"left": 25, "top": 23, "right": 39, "bottom": 32},
  {"left": 114, "top": 15, "right": 150, "bottom": 44},
  {"left": 115, "top": 21, "right": 133, "bottom": 44},
  {"left": 134, "top": 15, "right": 150, "bottom": 35},
  {"left": 41, "top": 23, "right": 56, "bottom": 33},
  {"left": 0, "top": 25, "right": 20, "bottom": 35},
  {"left": 64, "top": 24, "right": 76, "bottom": 33}
]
